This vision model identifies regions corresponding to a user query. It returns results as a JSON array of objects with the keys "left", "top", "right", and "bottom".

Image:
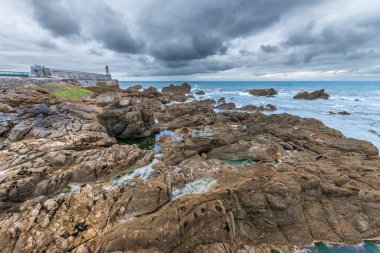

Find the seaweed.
[
  {"left": 117, "top": 136, "right": 155, "bottom": 150},
  {"left": 220, "top": 158, "right": 257, "bottom": 165}
]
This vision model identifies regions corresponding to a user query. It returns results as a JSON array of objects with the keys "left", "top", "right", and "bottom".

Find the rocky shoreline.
[{"left": 0, "top": 81, "right": 379, "bottom": 252}]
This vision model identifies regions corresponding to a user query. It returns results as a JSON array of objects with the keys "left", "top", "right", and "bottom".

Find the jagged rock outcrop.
[{"left": 161, "top": 83, "right": 192, "bottom": 102}]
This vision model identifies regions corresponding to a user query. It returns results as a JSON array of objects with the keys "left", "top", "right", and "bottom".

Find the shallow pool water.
[
  {"left": 171, "top": 176, "right": 217, "bottom": 200},
  {"left": 103, "top": 157, "right": 158, "bottom": 190}
]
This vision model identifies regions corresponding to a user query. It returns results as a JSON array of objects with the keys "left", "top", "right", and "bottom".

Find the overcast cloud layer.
[{"left": 0, "top": 0, "right": 380, "bottom": 80}]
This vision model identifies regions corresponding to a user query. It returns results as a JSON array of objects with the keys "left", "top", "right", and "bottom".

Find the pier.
[
  {"left": 30, "top": 65, "right": 112, "bottom": 86},
  {"left": 0, "top": 71, "right": 29, "bottom": 77}
]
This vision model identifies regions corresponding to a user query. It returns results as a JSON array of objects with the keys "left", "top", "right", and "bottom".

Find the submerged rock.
[
  {"left": 339, "top": 110, "right": 351, "bottom": 115},
  {"left": 329, "top": 110, "right": 351, "bottom": 115}
]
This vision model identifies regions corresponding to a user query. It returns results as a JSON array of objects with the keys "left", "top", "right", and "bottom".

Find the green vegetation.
[
  {"left": 62, "top": 185, "right": 72, "bottom": 193},
  {"left": 270, "top": 248, "right": 281, "bottom": 253},
  {"left": 220, "top": 158, "right": 257, "bottom": 165},
  {"left": 118, "top": 136, "right": 156, "bottom": 150},
  {"left": 44, "top": 83, "right": 93, "bottom": 100},
  {"left": 53, "top": 84, "right": 93, "bottom": 100}
]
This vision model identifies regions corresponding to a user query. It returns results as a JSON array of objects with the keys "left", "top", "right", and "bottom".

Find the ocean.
[{"left": 120, "top": 81, "right": 380, "bottom": 150}]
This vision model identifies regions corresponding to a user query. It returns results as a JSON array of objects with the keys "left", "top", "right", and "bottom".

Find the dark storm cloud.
[
  {"left": 30, "top": 0, "right": 142, "bottom": 54},
  {"left": 2, "top": 0, "right": 380, "bottom": 79},
  {"left": 89, "top": 4, "right": 144, "bottom": 54},
  {"left": 30, "top": 0, "right": 80, "bottom": 37},
  {"left": 129, "top": 58, "right": 235, "bottom": 77},
  {"left": 261, "top": 45, "right": 279, "bottom": 53},
  {"left": 140, "top": 0, "right": 303, "bottom": 62},
  {"left": 151, "top": 36, "right": 226, "bottom": 62}
]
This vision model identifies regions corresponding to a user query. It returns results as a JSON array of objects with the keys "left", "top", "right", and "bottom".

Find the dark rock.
[
  {"left": 195, "top": 90, "right": 205, "bottom": 95},
  {"left": 238, "top": 104, "right": 277, "bottom": 112},
  {"left": 293, "top": 89, "right": 330, "bottom": 100},
  {"left": 217, "top": 97, "right": 226, "bottom": 103},
  {"left": 338, "top": 111, "right": 351, "bottom": 115},
  {"left": 248, "top": 88, "right": 277, "bottom": 97},
  {"left": 161, "top": 83, "right": 191, "bottom": 95},
  {"left": 98, "top": 102, "right": 154, "bottom": 138},
  {"left": 215, "top": 102, "right": 236, "bottom": 110},
  {"left": 329, "top": 111, "right": 351, "bottom": 115}
]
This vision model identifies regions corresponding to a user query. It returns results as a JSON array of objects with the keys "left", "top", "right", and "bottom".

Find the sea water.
[{"left": 120, "top": 81, "right": 380, "bottom": 150}]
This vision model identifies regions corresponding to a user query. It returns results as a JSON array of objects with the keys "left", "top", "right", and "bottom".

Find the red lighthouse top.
[{"left": 105, "top": 65, "right": 110, "bottom": 75}]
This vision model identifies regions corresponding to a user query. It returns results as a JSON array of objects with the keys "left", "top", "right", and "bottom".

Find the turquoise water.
[
  {"left": 120, "top": 81, "right": 380, "bottom": 150},
  {"left": 297, "top": 240, "right": 380, "bottom": 253}
]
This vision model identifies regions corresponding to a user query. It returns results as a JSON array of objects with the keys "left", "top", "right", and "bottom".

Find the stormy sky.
[{"left": 0, "top": 0, "right": 380, "bottom": 80}]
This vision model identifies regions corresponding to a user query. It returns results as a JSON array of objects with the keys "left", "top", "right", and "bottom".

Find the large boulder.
[
  {"left": 98, "top": 102, "right": 154, "bottom": 138},
  {"left": 293, "top": 89, "right": 330, "bottom": 100}
]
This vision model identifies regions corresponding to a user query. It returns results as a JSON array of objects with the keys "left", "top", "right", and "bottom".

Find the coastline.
[
  {"left": 0, "top": 79, "right": 379, "bottom": 252},
  {"left": 120, "top": 80, "right": 380, "bottom": 150}
]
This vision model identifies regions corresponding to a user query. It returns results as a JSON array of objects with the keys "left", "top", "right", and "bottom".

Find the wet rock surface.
[
  {"left": 293, "top": 89, "right": 330, "bottom": 100},
  {"left": 0, "top": 81, "right": 379, "bottom": 252}
]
